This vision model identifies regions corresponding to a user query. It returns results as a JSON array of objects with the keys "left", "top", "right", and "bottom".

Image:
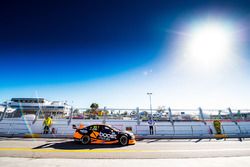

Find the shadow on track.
[{"left": 32, "top": 141, "right": 130, "bottom": 150}]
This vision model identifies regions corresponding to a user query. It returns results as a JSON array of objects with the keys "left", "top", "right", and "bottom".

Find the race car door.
[
  {"left": 89, "top": 125, "right": 101, "bottom": 140},
  {"left": 99, "top": 125, "right": 118, "bottom": 142}
]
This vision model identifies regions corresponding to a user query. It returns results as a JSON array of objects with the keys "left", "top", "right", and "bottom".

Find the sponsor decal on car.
[{"left": 99, "top": 132, "right": 117, "bottom": 140}]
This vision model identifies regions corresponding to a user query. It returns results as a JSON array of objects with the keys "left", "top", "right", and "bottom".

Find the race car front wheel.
[
  {"left": 81, "top": 135, "right": 91, "bottom": 145},
  {"left": 119, "top": 135, "right": 128, "bottom": 146}
]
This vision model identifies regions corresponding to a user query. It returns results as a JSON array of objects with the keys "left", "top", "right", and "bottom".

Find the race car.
[{"left": 72, "top": 124, "right": 136, "bottom": 146}]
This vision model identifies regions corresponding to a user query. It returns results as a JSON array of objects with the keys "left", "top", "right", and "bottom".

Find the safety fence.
[
  {"left": 135, "top": 124, "right": 249, "bottom": 136},
  {"left": 0, "top": 122, "right": 31, "bottom": 135},
  {"left": 1, "top": 105, "right": 250, "bottom": 138},
  {"left": 1, "top": 106, "right": 250, "bottom": 122},
  {"left": 0, "top": 118, "right": 250, "bottom": 139}
]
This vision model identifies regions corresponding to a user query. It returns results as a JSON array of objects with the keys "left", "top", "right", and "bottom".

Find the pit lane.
[{"left": 0, "top": 138, "right": 250, "bottom": 159}]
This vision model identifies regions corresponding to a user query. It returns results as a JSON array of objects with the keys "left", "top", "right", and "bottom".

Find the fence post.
[
  {"left": 221, "top": 125, "right": 225, "bottom": 134},
  {"left": 0, "top": 104, "right": 8, "bottom": 121},
  {"left": 8, "top": 123, "right": 12, "bottom": 134},
  {"left": 102, "top": 107, "right": 107, "bottom": 124},
  {"left": 228, "top": 108, "right": 237, "bottom": 123},
  {"left": 199, "top": 107, "right": 206, "bottom": 125},
  {"left": 168, "top": 107, "right": 173, "bottom": 125},
  {"left": 237, "top": 110, "right": 243, "bottom": 120},
  {"left": 135, "top": 125, "right": 138, "bottom": 135},
  {"left": 33, "top": 109, "right": 41, "bottom": 124},
  {"left": 136, "top": 107, "right": 140, "bottom": 125},
  {"left": 67, "top": 107, "right": 73, "bottom": 125},
  {"left": 191, "top": 125, "right": 194, "bottom": 136},
  {"left": 228, "top": 108, "right": 243, "bottom": 135},
  {"left": 218, "top": 110, "right": 222, "bottom": 120},
  {"left": 168, "top": 107, "right": 175, "bottom": 136}
]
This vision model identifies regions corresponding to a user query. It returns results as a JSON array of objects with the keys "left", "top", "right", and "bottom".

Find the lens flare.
[{"left": 184, "top": 23, "right": 234, "bottom": 70}]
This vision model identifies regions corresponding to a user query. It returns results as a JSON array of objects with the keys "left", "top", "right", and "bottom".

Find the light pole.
[{"left": 147, "top": 93, "right": 152, "bottom": 118}]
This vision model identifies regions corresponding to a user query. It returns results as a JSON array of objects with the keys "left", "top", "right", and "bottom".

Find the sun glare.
[{"left": 185, "top": 23, "right": 233, "bottom": 69}]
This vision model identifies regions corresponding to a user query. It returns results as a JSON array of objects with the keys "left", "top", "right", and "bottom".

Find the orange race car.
[{"left": 72, "top": 124, "right": 136, "bottom": 146}]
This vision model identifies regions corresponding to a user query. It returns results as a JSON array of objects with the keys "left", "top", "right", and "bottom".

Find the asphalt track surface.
[{"left": 0, "top": 138, "right": 250, "bottom": 159}]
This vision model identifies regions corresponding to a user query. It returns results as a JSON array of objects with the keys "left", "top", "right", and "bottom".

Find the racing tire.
[
  {"left": 119, "top": 135, "right": 128, "bottom": 146},
  {"left": 81, "top": 135, "right": 91, "bottom": 145}
]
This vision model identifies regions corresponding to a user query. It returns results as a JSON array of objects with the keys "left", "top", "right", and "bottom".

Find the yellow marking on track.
[{"left": 0, "top": 148, "right": 157, "bottom": 153}]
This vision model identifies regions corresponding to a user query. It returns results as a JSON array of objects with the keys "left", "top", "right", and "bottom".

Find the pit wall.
[{"left": 1, "top": 118, "right": 250, "bottom": 138}]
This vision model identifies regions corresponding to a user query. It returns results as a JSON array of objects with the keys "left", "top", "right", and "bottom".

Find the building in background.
[{"left": 1, "top": 98, "right": 72, "bottom": 118}]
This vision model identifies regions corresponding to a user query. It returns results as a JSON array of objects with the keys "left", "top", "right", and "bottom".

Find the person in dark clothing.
[{"left": 148, "top": 118, "right": 155, "bottom": 135}]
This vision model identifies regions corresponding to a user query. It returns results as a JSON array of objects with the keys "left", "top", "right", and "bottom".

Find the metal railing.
[{"left": 1, "top": 106, "right": 250, "bottom": 122}]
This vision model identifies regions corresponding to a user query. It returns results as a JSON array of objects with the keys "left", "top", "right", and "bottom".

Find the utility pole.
[{"left": 147, "top": 93, "right": 153, "bottom": 117}]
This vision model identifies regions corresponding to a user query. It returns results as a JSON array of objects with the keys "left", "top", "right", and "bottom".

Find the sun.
[{"left": 185, "top": 23, "right": 233, "bottom": 69}]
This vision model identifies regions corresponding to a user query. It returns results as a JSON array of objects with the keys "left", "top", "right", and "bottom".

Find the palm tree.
[
  {"left": 90, "top": 103, "right": 99, "bottom": 110},
  {"left": 90, "top": 103, "right": 99, "bottom": 119}
]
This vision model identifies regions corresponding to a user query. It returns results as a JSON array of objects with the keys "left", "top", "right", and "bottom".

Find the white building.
[{"left": 1, "top": 98, "right": 72, "bottom": 118}]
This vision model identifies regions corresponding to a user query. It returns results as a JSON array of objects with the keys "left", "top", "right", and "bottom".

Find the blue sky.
[{"left": 1, "top": 0, "right": 250, "bottom": 108}]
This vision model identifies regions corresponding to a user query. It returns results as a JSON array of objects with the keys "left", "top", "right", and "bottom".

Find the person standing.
[
  {"left": 213, "top": 120, "right": 221, "bottom": 134},
  {"left": 148, "top": 118, "right": 155, "bottom": 135},
  {"left": 43, "top": 114, "right": 52, "bottom": 134}
]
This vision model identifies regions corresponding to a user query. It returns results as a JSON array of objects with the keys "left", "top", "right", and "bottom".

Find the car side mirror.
[{"left": 72, "top": 124, "right": 77, "bottom": 129}]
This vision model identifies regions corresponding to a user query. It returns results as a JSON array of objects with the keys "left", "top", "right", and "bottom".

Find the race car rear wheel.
[
  {"left": 119, "top": 135, "right": 128, "bottom": 146},
  {"left": 81, "top": 135, "right": 91, "bottom": 145}
]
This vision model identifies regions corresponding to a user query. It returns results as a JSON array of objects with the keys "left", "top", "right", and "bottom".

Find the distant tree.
[
  {"left": 73, "top": 108, "right": 80, "bottom": 116},
  {"left": 73, "top": 108, "right": 79, "bottom": 114},
  {"left": 90, "top": 103, "right": 99, "bottom": 110},
  {"left": 90, "top": 103, "right": 99, "bottom": 118},
  {"left": 85, "top": 109, "right": 91, "bottom": 113}
]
